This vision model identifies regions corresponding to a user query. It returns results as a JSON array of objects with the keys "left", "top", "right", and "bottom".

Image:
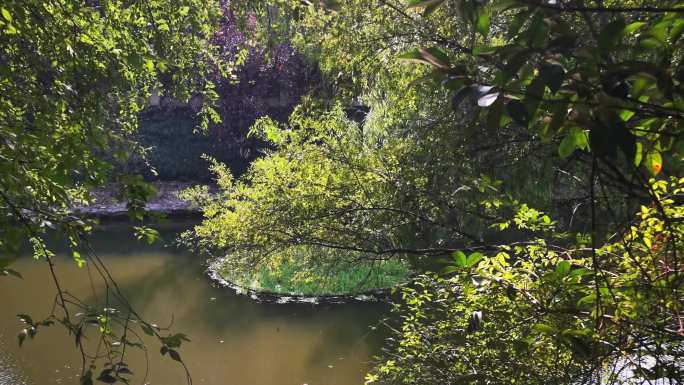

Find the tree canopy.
[
  {"left": 187, "top": 1, "right": 684, "bottom": 384},
  {"left": 1, "top": 1, "right": 221, "bottom": 383},
  {"left": 1, "top": 0, "right": 682, "bottom": 384}
]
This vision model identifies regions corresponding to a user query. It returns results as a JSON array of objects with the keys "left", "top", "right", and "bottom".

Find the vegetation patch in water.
[{"left": 218, "top": 248, "right": 409, "bottom": 296}]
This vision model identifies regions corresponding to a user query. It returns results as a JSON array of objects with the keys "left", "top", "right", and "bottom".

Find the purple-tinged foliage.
[{"left": 210, "top": 7, "right": 319, "bottom": 156}]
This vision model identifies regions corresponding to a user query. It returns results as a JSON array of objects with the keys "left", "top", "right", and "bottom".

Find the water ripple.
[{"left": 0, "top": 337, "right": 29, "bottom": 385}]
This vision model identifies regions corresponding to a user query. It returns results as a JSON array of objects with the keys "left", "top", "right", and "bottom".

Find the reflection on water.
[
  {"left": 0, "top": 225, "right": 388, "bottom": 385},
  {"left": 0, "top": 340, "right": 28, "bottom": 385}
]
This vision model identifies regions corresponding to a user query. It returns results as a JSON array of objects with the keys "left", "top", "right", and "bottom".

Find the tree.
[
  {"left": 190, "top": 0, "right": 684, "bottom": 383},
  {"left": 0, "top": 1, "right": 221, "bottom": 383},
  {"left": 209, "top": 7, "right": 319, "bottom": 154}
]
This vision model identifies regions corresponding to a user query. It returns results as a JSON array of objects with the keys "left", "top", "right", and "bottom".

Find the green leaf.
[
  {"left": 442, "top": 78, "right": 464, "bottom": 91},
  {"left": 645, "top": 150, "right": 663, "bottom": 175},
  {"left": 526, "top": 12, "right": 548, "bottom": 48},
  {"left": 72, "top": 251, "right": 86, "bottom": 268},
  {"left": 144, "top": 59, "right": 155, "bottom": 73},
  {"left": 140, "top": 323, "right": 155, "bottom": 336},
  {"left": 559, "top": 128, "right": 588, "bottom": 158},
  {"left": 558, "top": 135, "right": 576, "bottom": 158},
  {"left": 397, "top": 49, "right": 430, "bottom": 64},
  {"left": 577, "top": 294, "right": 596, "bottom": 307},
  {"left": 532, "top": 323, "right": 555, "bottom": 335},
  {"left": 453, "top": 250, "right": 467, "bottom": 267},
  {"left": 466, "top": 252, "right": 484, "bottom": 267},
  {"left": 4, "top": 23, "right": 17, "bottom": 35},
  {"left": 499, "top": 49, "right": 530, "bottom": 84},
  {"left": 473, "top": 45, "right": 496, "bottom": 56},
  {"left": 619, "top": 109, "right": 635, "bottom": 122},
  {"left": 671, "top": 18, "right": 684, "bottom": 42},
  {"left": 507, "top": 9, "right": 531, "bottom": 38},
  {"left": 569, "top": 268, "right": 592, "bottom": 278},
  {"left": 634, "top": 142, "right": 644, "bottom": 167},
  {"left": 524, "top": 76, "right": 545, "bottom": 117},
  {"left": 640, "top": 37, "right": 661, "bottom": 50},
  {"left": 1, "top": 8, "right": 11, "bottom": 22},
  {"left": 648, "top": 20, "right": 669, "bottom": 43},
  {"left": 624, "top": 21, "right": 646, "bottom": 35},
  {"left": 545, "top": 103, "right": 568, "bottom": 139},
  {"left": 555, "top": 260, "right": 571, "bottom": 276},
  {"left": 476, "top": 8, "right": 490, "bottom": 36}
]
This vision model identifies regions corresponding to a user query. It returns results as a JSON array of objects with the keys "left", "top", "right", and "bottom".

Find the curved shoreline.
[{"left": 205, "top": 261, "right": 393, "bottom": 305}]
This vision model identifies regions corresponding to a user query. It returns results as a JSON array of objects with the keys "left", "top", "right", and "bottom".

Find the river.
[{"left": 0, "top": 225, "right": 388, "bottom": 385}]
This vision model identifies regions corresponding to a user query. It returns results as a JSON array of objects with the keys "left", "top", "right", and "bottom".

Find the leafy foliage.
[
  {"left": 0, "top": 0, "right": 221, "bottom": 382},
  {"left": 371, "top": 177, "right": 684, "bottom": 384},
  {"left": 181, "top": 103, "right": 511, "bottom": 274},
  {"left": 367, "top": 274, "right": 585, "bottom": 385},
  {"left": 210, "top": 8, "right": 319, "bottom": 143},
  {"left": 202, "top": 1, "right": 684, "bottom": 384},
  {"left": 395, "top": 0, "right": 684, "bottom": 179},
  {"left": 0, "top": 0, "right": 221, "bottom": 238},
  {"left": 130, "top": 8, "right": 319, "bottom": 182}
]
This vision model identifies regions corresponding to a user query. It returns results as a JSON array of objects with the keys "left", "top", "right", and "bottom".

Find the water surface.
[{"left": 0, "top": 226, "right": 388, "bottom": 385}]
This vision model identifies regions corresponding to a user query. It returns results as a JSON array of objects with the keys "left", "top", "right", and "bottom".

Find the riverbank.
[{"left": 73, "top": 181, "right": 206, "bottom": 219}]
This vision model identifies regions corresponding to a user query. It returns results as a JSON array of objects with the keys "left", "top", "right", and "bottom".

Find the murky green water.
[{"left": 0, "top": 225, "right": 388, "bottom": 385}]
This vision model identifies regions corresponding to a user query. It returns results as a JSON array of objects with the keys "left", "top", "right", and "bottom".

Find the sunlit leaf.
[
  {"left": 646, "top": 150, "right": 663, "bottom": 175},
  {"left": 453, "top": 251, "right": 467, "bottom": 267},
  {"left": 1, "top": 8, "right": 11, "bottom": 22}
]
